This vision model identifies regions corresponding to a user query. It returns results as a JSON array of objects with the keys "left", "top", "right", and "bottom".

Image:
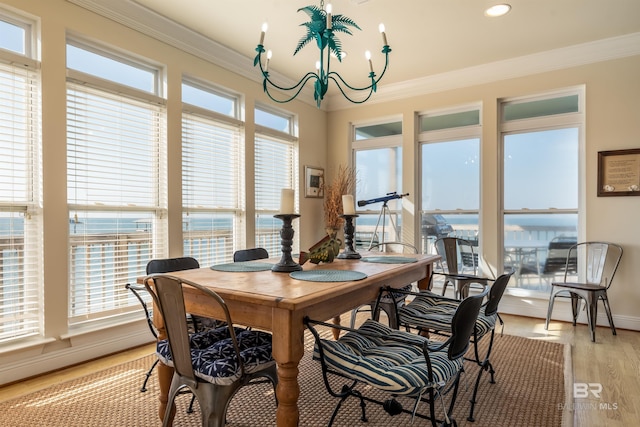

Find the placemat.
[
  {"left": 361, "top": 256, "right": 417, "bottom": 264},
  {"left": 289, "top": 270, "right": 368, "bottom": 282},
  {"left": 210, "top": 261, "right": 274, "bottom": 272}
]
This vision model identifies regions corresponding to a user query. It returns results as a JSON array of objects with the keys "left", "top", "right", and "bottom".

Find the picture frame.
[
  {"left": 304, "top": 166, "right": 324, "bottom": 198},
  {"left": 597, "top": 148, "right": 640, "bottom": 197}
]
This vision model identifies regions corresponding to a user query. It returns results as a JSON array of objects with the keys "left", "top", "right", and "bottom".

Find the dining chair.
[
  {"left": 233, "top": 247, "right": 269, "bottom": 262},
  {"left": 433, "top": 237, "right": 492, "bottom": 299},
  {"left": 349, "top": 241, "right": 417, "bottom": 329},
  {"left": 545, "top": 241, "right": 623, "bottom": 342},
  {"left": 305, "top": 286, "right": 488, "bottom": 427},
  {"left": 144, "top": 274, "right": 278, "bottom": 427},
  {"left": 396, "top": 272, "right": 513, "bottom": 422}
]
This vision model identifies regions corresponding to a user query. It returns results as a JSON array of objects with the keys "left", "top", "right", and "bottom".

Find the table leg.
[
  {"left": 157, "top": 362, "right": 175, "bottom": 423},
  {"left": 331, "top": 315, "right": 341, "bottom": 340},
  {"left": 418, "top": 262, "right": 434, "bottom": 291},
  {"left": 273, "top": 309, "right": 304, "bottom": 427}
]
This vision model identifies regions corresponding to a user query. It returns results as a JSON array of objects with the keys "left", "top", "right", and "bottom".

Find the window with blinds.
[
  {"left": 254, "top": 106, "right": 299, "bottom": 254},
  {"left": 0, "top": 16, "right": 43, "bottom": 342},
  {"left": 182, "top": 81, "right": 243, "bottom": 266},
  {"left": 66, "top": 42, "right": 166, "bottom": 325}
]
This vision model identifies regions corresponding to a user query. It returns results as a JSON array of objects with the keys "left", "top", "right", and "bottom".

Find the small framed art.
[
  {"left": 304, "top": 166, "right": 324, "bottom": 198},
  {"left": 597, "top": 149, "right": 640, "bottom": 197}
]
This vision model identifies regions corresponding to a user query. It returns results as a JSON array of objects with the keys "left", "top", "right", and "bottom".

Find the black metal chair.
[
  {"left": 305, "top": 286, "right": 488, "bottom": 427},
  {"left": 144, "top": 274, "right": 278, "bottom": 427},
  {"left": 545, "top": 241, "right": 623, "bottom": 342},
  {"left": 349, "top": 242, "right": 418, "bottom": 329},
  {"left": 396, "top": 272, "right": 513, "bottom": 422},
  {"left": 126, "top": 257, "right": 203, "bottom": 409},
  {"left": 233, "top": 247, "right": 269, "bottom": 262}
]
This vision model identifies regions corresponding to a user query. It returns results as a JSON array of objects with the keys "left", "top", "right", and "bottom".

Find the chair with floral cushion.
[
  {"left": 396, "top": 272, "right": 513, "bottom": 422},
  {"left": 144, "top": 274, "right": 278, "bottom": 427},
  {"left": 305, "top": 286, "right": 487, "bottom": 427}
]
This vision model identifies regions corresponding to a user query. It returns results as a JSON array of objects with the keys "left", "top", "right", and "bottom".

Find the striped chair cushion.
[
  {"left": 157, "top": 327, "right": 275, "bottom": 385},
  {"left": 398, "top": 292, "right": 497, "bottom": 338},
  {"left": 312, "top": 319, "right": 462, "bottom": 396}
]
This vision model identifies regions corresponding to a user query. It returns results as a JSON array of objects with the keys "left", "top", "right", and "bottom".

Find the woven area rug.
[{"left": 0, "top": 329, "right": 569, "bottom": 427}]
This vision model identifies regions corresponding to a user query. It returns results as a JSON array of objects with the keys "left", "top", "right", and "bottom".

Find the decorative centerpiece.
[{"left": 324, "top": 165, "right": 357, "bottom": 260}]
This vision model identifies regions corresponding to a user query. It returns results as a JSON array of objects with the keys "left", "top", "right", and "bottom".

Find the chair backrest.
[
  {"left": 448, "top": 286, "right": 488, "bottom": 360},
  {"left": 564, "top": 241, "right": 623, "bottom": 289},
  {"left": 434, "top": 237, "right": 478, "bottom": 275},
  {"left": 484, "top": 272, "right": 513, "bottom": 317},
  {"left": 369, "top": 242, "right": 418, "bottom": 254},
  {"left": 144, "top": 274, "right": 242, "bottom": 385},
  {"left": 146, "top": 257, "right": 200, "bottom": 274},
  {"left": 233, "top": 248, "right": 269, "bottom": 262}
]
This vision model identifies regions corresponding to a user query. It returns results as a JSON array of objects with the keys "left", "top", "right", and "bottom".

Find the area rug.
[{"left": 0, "top": 330, "right": 569, "bottom": 427}]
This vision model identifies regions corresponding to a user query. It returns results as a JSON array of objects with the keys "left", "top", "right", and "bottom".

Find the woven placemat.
[
  {"left": 210, "top": 262, "right": 274, "bottom": 272},
  {"left": 289, "top": 270, "right": 368, "bottom": 282},
  {"left": 361, "top": 256, "right": 417, "bottom": 264}
]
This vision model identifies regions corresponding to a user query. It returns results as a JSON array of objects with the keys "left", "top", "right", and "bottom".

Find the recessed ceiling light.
[{"left": 485, "top": 4, "right": 511, "bottom": 17}]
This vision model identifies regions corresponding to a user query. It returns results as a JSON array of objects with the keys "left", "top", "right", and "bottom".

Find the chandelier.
[{"left": 254, "top": 1, "right": 391, "bottom": 108}]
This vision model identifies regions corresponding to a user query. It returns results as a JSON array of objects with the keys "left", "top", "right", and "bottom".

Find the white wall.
[{"left": 327, "top": 54, "right": 640, "bottom": 331}]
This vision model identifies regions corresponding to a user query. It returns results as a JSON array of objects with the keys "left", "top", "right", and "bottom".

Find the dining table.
[{"left": 140, "top": 251, "right": 439, "bottom": 426}]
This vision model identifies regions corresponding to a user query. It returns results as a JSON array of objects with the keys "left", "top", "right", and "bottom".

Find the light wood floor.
[{"left": 1, "top": 314, "right": 638, "bottom": 426}]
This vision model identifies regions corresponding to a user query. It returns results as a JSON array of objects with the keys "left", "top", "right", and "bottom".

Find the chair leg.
[
  {"left": 601, "top": 293, "right": 617, "bottom": 336},
  {"left": 570, "top": 294, "right": 580, "bottom": 326},
  {"left": 545, "top": 294, "right": 556, "bottom": 330},
  {"left": 467, "top": 330, "right": 496, "bottom": 422},
  {"left": 586, "top": 293, "right": 598, "bottom": 342},
  {"left": 141, "top": 358, "right": 159, "bottom": 392}
]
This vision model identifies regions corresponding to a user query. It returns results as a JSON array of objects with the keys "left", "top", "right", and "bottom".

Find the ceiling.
[{"left": 126, "top": 0, "right": 640, "bottom": 105}]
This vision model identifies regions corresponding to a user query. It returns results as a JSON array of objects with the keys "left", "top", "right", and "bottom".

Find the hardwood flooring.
[{"left": 1, "top": 314, "right": 639, "bottom": 426}]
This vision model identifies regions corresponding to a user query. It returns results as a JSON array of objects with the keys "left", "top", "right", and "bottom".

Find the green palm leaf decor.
[{"left": 294, "top": 5, "right": 360, "bottom": 61}]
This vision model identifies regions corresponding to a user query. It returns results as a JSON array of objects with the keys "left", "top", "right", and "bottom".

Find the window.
[
  {"left": 182, "top": 80, "right": 243, "bottom": 266},
  {"left": 0, "top": 13, "right": 42, "bottom": 342},
  {"left": 66, "top": 41, "right": 167, "bottom": 325},
  {"left": 353, "top": 120, "right": 403, "bottom": 247},
  {"left": 254, "top": 106, "right": 298, "bottom": 255},
  {"left": 501, "top": 91, "right": 582, "bottom": 293},
  {"left": 419, "top": 107, "right": 481, "bottom": 259}
]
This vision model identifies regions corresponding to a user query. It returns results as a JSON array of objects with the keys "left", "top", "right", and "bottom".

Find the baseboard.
[
  {"left": 499, "top": 294, "right": 640, "bottom": 331},
  {"left": 0, "top": 324, "right": 152, "bottom": 386}
]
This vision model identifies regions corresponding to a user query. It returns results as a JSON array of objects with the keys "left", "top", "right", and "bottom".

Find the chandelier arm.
[
  {"left": 264, "top": 74, "right": 319, "bottom": 104},
  {"left": 327, "top": 48, "right": 390, "bottom": 92},
  {"left": 327, "top": 75, "right": 375, "bottom": 104}
]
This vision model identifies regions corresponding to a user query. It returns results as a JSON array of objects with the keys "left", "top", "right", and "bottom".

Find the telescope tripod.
[{"left": 367, "top": 200, "right": 401, "bottom": 250}]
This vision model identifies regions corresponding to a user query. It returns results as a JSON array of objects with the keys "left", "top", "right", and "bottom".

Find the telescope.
[{"left": 357, "top": 192, "right": 409, "bottom": 207}]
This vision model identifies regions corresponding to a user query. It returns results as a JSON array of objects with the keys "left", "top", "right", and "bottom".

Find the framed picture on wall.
[
  {"left": 304, "top": 166, "right": 324, "bottom": 198},
  {"left": 597, "top": 149, "right": 640, "bottom": 197}
]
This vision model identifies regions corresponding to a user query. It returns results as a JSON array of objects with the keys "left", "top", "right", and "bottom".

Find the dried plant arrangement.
[{"left": 323, "top": 165, "right": 356, "bottom": 230}]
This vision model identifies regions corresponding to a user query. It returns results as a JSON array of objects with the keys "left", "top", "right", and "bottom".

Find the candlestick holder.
[
  {"left": 337, "top": 214, "right": 361, "bottom": 259},
  {"left": 272, "top": 214, "right": 303, "bottom": 272}
]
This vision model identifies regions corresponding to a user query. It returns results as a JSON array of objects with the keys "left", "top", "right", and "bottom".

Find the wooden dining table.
[{"left": 141, "top": 252, "right": 439, "bottom": 426}]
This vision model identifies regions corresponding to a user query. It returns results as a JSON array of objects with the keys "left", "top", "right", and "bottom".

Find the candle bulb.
[
  {"left": 259, "top": 22, "right": 268, "bottom": 45},
  {"left": 342, "top": 195, "right": 355, "bottom": 215},
  {"left": 365, "top": 50, "right": 373, "bottom": 73},
  {"left": 280, "top": 188, "right": 295, "bottom": 214},
  {"left": 326, "top": 3, "right": 332, "bottom": 30},
  {"left": 379, "top": 23, "right": 388, "bottom": 46}
]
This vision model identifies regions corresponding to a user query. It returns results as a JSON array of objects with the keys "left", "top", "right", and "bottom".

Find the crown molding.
[
  {"left": 68, "top": 1, "right": 640, "bottom": 112},
  {"left": 328, "top": 32, "right": 640, "bottom": 111}
]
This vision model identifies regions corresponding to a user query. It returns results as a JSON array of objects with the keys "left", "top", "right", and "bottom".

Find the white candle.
[
  {"left": 259, "top": 22, "right": 268, "bottom": 45},
  {"left": 342, "top": 195, "right": 355, "bottom": 215},
  {"left": 326, "top": 3, "right": 332, "bottom": 30},
  {"left": 379, "top": 23, "right": 388, "bottom": 46},
  {"left": 365, "top": 50, "right": 373, "bottom": 73},
  {"left": 280, "top": 188, "right": 295, "bottom": 214}
]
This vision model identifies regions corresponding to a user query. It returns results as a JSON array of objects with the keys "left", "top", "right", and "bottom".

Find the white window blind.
[
  {"left": 182, "top": 111, "right": 242, "bottom": 266},
  {"left": 0, "top": 59, "right": 43, "bottom": 341},
  {"left": 67, "top": 82, "right": 167, "bottom": 324},
  {"left": 254, "top": 133, "right": 298, "bottom": 254}
]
